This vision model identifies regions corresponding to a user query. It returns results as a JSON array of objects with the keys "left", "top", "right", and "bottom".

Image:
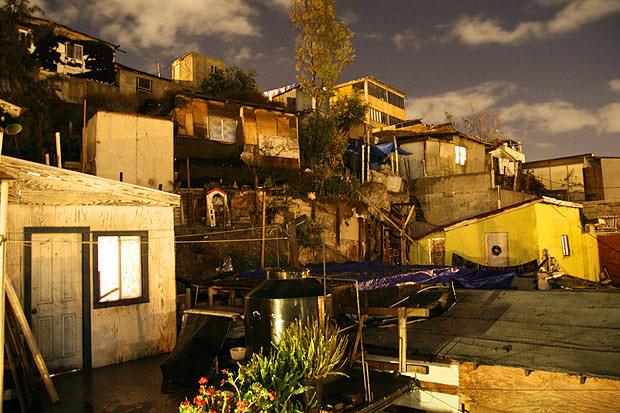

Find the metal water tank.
[{"left": 245, "top": 270, "right": 331, "bottom": 355}]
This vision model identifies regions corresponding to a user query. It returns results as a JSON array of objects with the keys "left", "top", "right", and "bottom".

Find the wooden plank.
[
  {"left": 459, "top": 362, "right": 620, "bottom": 413},
  {"left": 341, "top": 306, "right": 430, "bottom": 317},
  {"left": 1, "top": 156, "right": 179, "bottom": 207},
  {"left": 398, "top": 307, "right": 407, "bottom": 373},
  {"left": 5, "top": 277, "right": 59, "bottom": 403}
]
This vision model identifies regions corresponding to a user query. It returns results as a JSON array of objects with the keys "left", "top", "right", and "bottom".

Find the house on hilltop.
[{"left": 333, "top": 76, "right": 407, "bottom": 139}]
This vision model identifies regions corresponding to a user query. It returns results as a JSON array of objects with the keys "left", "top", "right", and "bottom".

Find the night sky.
[{"left": 33, "top": 0, "right": 620, "bottom": 161}]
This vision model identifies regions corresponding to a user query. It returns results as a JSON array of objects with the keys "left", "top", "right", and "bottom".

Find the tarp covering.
[
  {"left": 370, "top": 142, "right": 412, "bottom": 160},
  {"left": 452, "top": 253, "right": 538, "bottom": 273},
  {"left": 240, "top": 262, "right": 516, "bottom": 290},
  {"left": 161, "top": 313, "right": 232, "bottom": 387}
]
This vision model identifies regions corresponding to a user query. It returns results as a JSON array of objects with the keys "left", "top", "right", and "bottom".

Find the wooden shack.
[
  {"left": 173, "top": 93, "right": 300, "bottom": 187},
  {"left": 364, "top": 289, "right": 620, "bottom": 412},
  {"left": 2, "top": 156, "right": 179, "bottom": 371}
]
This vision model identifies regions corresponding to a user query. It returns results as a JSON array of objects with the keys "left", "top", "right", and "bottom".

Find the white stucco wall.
[{"left": 88, "top": 111, "right": 174, "bottom": 192}]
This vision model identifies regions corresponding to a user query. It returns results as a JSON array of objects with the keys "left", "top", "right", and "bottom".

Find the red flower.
[
  {"left": 193, "top": 396, "right": 206, "bottom": 407},
  {"left": 236, "top": 400, "right": 248, "bottom": 412},
  {"left": 268, "top": 390, "right": 276, "bottom": 401},
  {"left": 198, "top": 376, "right": 208, "bottom": 385},
  {"left": 207, "top": 386, "right": 216, "bottom": 396},
  {"left": 180, "top": 400, "right": 190, "bottom": 407}
]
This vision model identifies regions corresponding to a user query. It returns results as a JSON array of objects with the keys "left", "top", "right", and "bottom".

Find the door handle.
[{"left": 31, "top": 308, "right": 37, "bottom": 315}]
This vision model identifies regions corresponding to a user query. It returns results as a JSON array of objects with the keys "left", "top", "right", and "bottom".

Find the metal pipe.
[{"left": 0, "top": 180, "right": 8, "bottom": 412}]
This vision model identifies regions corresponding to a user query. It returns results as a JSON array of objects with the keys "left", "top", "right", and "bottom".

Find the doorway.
[{"left": 25, "top": 227, "right": 91, "bottom": 372}]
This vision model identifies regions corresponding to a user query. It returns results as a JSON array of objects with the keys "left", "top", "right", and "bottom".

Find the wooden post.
[
  {"left": 0, "top": 180, "right": 8, "bottom": 410},
  {"left": 55, "top": 132, "right": 62, "bottom": 168},
  {"left": 361, "top": 144, "right": 365, "bottom": 184},
  {"left": 398, "top": 307, "right": 407, "bottom": 373},
  {"left": 44, "top": 153, "right": 50, "bottom": 166},
  {"left": 401, "top": 206, "right": 415, "bottom": 265},
  {"left": 186, "top": 157, "right": 191, "bottom": 224},
  {"left": 260, "top": 189, "right": 267, "bottom": 269},
  {"left": 393, "top": 136, "right": 399, "bottom": 175},
  {"left": 81, "top": 98, "right": 87, "bottom": 172},
  {"left": 5, "top": 277, "right": 59, "bottom": 404}
]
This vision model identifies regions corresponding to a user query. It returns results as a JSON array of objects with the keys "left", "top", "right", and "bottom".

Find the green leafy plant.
[
  {"left": 180, "top": 318, "right": 349, "bottom": 412},
  {"left": 277, "top": 317, "right": 349, "bottom": 381}
]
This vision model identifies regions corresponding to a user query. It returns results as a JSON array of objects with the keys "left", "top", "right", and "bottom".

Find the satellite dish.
[{"left": 4, "top": 123, "right": 22, "bottom": 135}]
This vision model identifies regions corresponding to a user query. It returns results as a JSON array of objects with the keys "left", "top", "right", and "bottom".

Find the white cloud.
[
  {"left": 534, "top": 142, "right": 557, "bottom": 149},
  {"left": 339, "top": 9, "right": 359, "bottom": 25},
  {"left": 407, "top": 81, "right": 517, "bottom": 123},
  {"left": 598, "top": 103, "right": 620, "bottom": 133},
  {"left": 265, "top": 0, "right": 291, "bottom": 10},
  {"left": 408, "top": 82, "right": 620, "bottom": 138},
  {"left": 391, "top": 30, "right": 421, "bottom": 51},
  {"left": 499, "top": 100, "right": 599, "bottom": 133},
  {"left": 609, "top": 79, "right": 620, "bottom": 93},
  {"left": 225, "top": 46, "right": 265, "bottom": 65},
  {"left": 449, "top": 0, "right": 620, "bottom": 46},
  {"left": 359, "top": 32, "right": 386, "bottom": 41},
  {"left": 37, "top": 0, "right": 260, "bottom": 50}
]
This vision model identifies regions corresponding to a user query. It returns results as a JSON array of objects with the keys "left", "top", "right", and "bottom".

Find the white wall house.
[{"left": 2, "top": 156, "right": 179, "bottom": 370}]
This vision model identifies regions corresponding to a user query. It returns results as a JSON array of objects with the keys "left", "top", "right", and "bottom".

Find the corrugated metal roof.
[{"left": 364, "top": 289, "right": 620, "bottom": 380}]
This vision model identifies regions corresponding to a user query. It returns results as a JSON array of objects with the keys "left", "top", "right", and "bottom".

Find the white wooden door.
[
  {"left": 485, "top": 232, "right": 509, "bottom": 267},
  {"left": 31, "top": 232, "right": 83, "bottom": 372}
]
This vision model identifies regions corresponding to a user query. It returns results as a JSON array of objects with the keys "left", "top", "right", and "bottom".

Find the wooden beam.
[
  {"left": 260, "top": 189, "right": 267, "bottom": 269},
  {"left": 5, "top": 278, "right": 59, "bottom": 404},
  {"left": 398, "top": 307, "right": 407, "bottom": 373},
  {"left": 340, "top": 306, "right": 430, "bottom": 317},
  {"left": 54, "top": 132, "right": 62, "bottom": 168}
]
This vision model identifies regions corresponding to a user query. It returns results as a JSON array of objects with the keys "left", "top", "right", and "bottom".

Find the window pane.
[
  {"left": 208, "top": 115, "right": 223, "bottom": 141},
  {"left": 98, "top": 236, "right": 120, "bottom": 302},
  {"left": 120, "top": 236, "right": 142, "bottom": 299},
  {"left": 222, "top": 118, "right": 237, "bottom": 143}
]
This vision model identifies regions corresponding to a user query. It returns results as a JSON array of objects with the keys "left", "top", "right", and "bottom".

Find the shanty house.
[
  {"left": 2, "top": 156, "right": 179, "bottom": 371},
  {"left": 18, "top": 16, "right": 118, "bottom": 84},
  {"left": 173, "top": 93, "right": 300, "bottom": 186},
  {"left": 413, "top": 197, "right": 600, "bottom": 281}
]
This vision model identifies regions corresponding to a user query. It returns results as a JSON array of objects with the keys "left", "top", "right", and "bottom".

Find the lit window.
[
  {"left": 65, "top": 42, "right": 83, "bottom": 61},
  {"left": 94, "top": 232, "right": 148, "bottom": 307},
  {"left": 561, "top": 234, "right": 571, "bottom": 256},
  {"left": 455, "top": 145, "right": 466, "bottom": 165}
]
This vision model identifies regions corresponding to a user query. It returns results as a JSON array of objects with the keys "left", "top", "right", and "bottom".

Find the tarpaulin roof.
[{"left": 240, "top": 262, "right": 515, "bottom": 290}]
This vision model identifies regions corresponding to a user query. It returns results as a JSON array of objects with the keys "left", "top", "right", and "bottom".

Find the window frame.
[
  {"left": 455, "top": 145, "right": 467, "bottom": 166},
  {"left": 136, "top": 76, "right": 153, "bottom": 95},
  {"left": 92, "top": 231, "right": 149, "bottom": 309},
  {"left": 65, "top": 41, "right": 84, "bottom": 61},
  {"left": 561, "top": 234, "right": 571, "bottom": 256}
]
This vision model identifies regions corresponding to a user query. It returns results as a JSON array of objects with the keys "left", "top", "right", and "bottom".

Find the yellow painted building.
[
  {"left": 332, "top": 76, "right": 407, "bottom": 138},
  {"left": 412, "top": 197, "right": 600, "bottom": 281}
]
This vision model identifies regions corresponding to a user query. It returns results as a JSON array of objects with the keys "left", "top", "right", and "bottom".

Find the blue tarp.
[
  {"left": 239, "top": 262, "right": 515, "bottom": 290},
  {"left": 370, "top": 142, "right": 412, "bottom": 161}
]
